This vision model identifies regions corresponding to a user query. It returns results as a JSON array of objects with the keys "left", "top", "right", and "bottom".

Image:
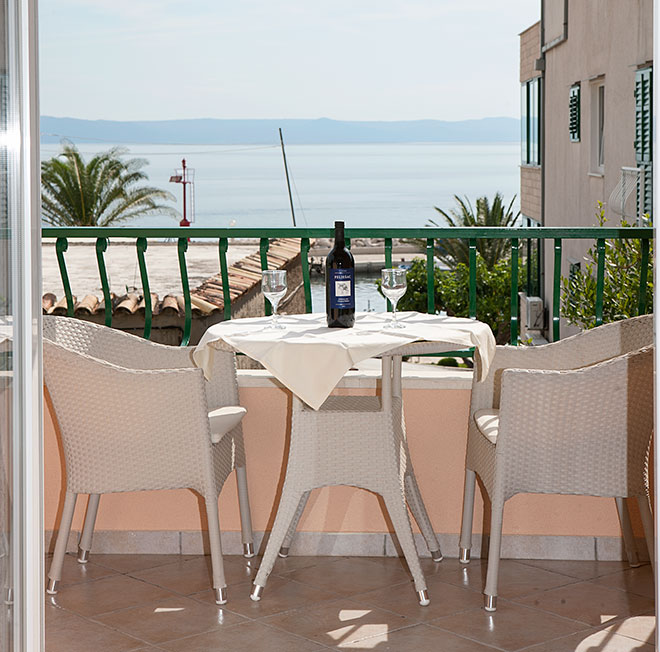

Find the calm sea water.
[{"left": 40, "top": 142, "right": 520, "bottom": 230}]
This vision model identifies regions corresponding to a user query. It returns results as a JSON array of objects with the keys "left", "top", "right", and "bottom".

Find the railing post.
[
  {"left": 638, "top": 237, "right": 650, "bottom": 315},
  {"left": 510, "top": 238, "right": 519, "bottom": 345},
  {"left": 300, "top": 238, "right": 313, "bottom": 313},
  {"left": 468, "top": 238, "right": 477, "bottom": 319},
  {"left": 218, "top": 238, "right": 232, "bottom": 321},
  {"left": 136, "top": 237, "right": 152, "bottom": 339},
  {"left": 426, "top": 238, "right": 434, "bottom": 314},
  {"left": 177, "top": 238, "right": 192, "bottom": 346},
  {"left": 595, "top": 237, "right": 606, "bottom": 326},
  {"left": 55, "top": 237, "right": 74, "bottom": 317},
  {"left": 552, "top": 239, "right": 562, "bottom": 341},
  {"left": 260, "top": 237, "right": 271, "bottom": 316},
  {"left": 95, "top": 237, "right": 112, "bottom": 327}
]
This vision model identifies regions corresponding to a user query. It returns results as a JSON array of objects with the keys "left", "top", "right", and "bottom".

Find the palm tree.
[
  {"left": 430, "top": 193, "right": 520, "bottom": 269},
  {"left": 41, "top": 144, "right": 178, "bottom": 226}
]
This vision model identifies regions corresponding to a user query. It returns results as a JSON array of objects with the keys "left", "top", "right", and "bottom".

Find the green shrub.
[
  {"left": 561, "top": 209, "right": 653, "bottom": 329},
  {"left": 398, "top": 255, "right": 522, "bottom": 344}
]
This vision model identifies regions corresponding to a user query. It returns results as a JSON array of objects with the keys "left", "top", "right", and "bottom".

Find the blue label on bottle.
[{"left": 329, "top": 268, "right": 355, "bottom": 309}]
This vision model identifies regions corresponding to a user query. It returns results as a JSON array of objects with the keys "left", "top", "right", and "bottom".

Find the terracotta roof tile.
[{"left": 42, "top": 237, "right": 307, "bottom": 319}]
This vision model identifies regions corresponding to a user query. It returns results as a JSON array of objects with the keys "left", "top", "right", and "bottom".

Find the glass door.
[{"left": 1, "top": 0, "right": 42, "bottom": 649}]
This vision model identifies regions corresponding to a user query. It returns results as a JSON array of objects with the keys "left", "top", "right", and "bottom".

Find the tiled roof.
[
  {"left": 192, "top": 238, "right": 302, "bottom": 309},
  {"left": 42, "top": 238, "right": 304, "bottom": 318}
]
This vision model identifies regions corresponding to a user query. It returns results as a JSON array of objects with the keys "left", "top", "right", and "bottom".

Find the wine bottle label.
[{"left": 329, "top": 268, "right": 355, "bottom": 309}]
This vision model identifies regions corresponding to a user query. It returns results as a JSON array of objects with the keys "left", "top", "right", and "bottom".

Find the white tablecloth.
[{"left": 194, "top": 312, "right": 496, "bottom": 410}]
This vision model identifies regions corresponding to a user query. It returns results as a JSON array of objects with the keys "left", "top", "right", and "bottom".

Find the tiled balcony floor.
[{"left": 46, "top": 553, "right": 656, "bottom": 651}]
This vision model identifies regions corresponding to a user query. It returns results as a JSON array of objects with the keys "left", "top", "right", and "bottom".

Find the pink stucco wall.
[{"left": 44, "top": 383, "right": 631, "bottom": 539}]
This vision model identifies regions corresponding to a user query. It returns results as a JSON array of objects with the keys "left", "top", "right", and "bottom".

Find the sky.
[{"left": 39, "top": 0, "right": 540, "bottom": 122}]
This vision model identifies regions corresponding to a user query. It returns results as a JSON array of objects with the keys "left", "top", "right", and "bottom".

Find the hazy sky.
[{"left": 39, "top": 1, "right": 540, "bottom": 122}]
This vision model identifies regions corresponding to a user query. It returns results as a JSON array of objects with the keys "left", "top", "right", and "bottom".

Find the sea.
[
  {"left": 40, "top": 142, "right": 520, "bottom": 230},
  {"left": 40, "top": 141, "right": 520, "bottom": 311}
]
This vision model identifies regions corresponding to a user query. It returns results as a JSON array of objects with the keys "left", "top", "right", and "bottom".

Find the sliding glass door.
[{"left": 0, "top": 0, "right": 42, "bottom": 649}]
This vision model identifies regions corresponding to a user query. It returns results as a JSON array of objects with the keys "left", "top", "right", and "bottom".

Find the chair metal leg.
[
  {"left": 637, "top": 494, "right": 655, "bottom": 571},
  {"left": 382, "top": 489, "right": 429, "bottom": 604},
  {"left": 483, "top": 496, "right": 505, "bottom": 611},
  {"left": 404, "top": 472, "right": 442, "bottom": 561},
  {"left": 235, "top": 466, "right": 255, "bottom": 558},
  {"left": 459, "top": 469, "right": 477, "bottom": 564},
  {"left": 47, "top": 491, "right": 78, "bottom": 594},
  {"left": 77, "top": 494, "right": 100, "bottom": 564},
  {"left": 279, "top": 491, "right": 310, "bottom": 557},
  {"left": 615, "top": 497, "right": 641, "bottom": 567},
  {"left": 204, "top": 496, "right": 227, "bottom": 604}
]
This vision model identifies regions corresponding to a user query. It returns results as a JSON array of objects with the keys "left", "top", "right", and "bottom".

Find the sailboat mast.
[{"left": 279, "top": 128, "right": 297, "bottom": 227}]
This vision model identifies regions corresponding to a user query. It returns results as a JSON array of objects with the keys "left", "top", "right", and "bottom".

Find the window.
[
  {"left": 597, "top": 85, "right": 605, "bottom": 167},
  {"left": 590, "top": 81, "right": 605, "bottom": 173},
  {"left": 521, "top": 78, "right": 541, "bottom": 165},
  {"left": 569, "top": 84, "right": 580, "bottom": 142},
  {"left": 635, "top": 67, "right": 652, "bottom": 217}
]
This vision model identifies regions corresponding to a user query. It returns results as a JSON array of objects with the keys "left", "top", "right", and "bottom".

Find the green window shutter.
[
  {"left": 569, "top": 84, "right": 580, "bottom": 142},
  {"left": 634, "top": 67, "right": 652, "bottom": 164},
  {"left": 635, "top": 67, "right": 653, "bottom": 218},
  {"left": 638, "top": 163, "right": 652, "bottom": 219}
]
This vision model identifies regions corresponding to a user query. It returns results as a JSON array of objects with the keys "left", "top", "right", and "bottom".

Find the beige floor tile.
[
  {"left": 45, "top": 608, "right": 148, "bottom": 652},
  {"left": 93, "top": 595, "right": 248, "bottom": 645},
  {"left": 263, "top": 597, "right": 411, "bottom": 647},
  {"left": 46, "top": 602, "right": 83, "bottom": 629},
  {"left": 159, "top": 620, "right": 327, "bottom": 651},
  {"left": 518, "top": 628, "right": 655, "bottom": 651},
  {"left": 515, "top": 580, "right": 655, "bottom": 627},
  {"left": 411, "top": 558, "right": 486, "bottom": 592},
  {"left": 431, "top": 601, "right": 588, "bottom": 651},
  {"left": 517, "top": 559, "right": 631, "bottom": 581},
  {"left": 357, "top": 575, "right": 483, "bottom": 622},
  {"left": 439, "top": 559, "right": 580, "bottom": 599},
  {"left": 46, "top": 553, "right": 118, "bottom": 588},
  {"left": 600, "top": 613, "right": 656, "bottom": 645},
  {"left": 340, "top": 623, "right": 500, "bottom": 651},
  {"left": 272, "top": 555, "right": 344, "bottom": 575},
  {"left": 129, "top": 556, "right": 256, "bottom": 595},
  {"left": 593, "top": 565, "right": 656, "bottom": 599},
  {"left": 191, "top": 575, "right": 340, "bottom": 619},
  {"left": 284, "top": 557, "right": 412, "bottom": 596},
  {"left": 91, "top": 554, "right": 197, "bottom": 574},
  {"left": 47, "top": 575, "right": 179, "bottom": 617}
]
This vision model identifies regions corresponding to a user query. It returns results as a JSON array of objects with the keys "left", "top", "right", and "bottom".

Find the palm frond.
[{"left": 41, "top": 143, "right": 178, "bottom": 227}]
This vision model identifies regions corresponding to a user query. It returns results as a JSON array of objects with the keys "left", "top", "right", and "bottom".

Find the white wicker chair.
[
  {"left": 459, "top": 314, "right": 654, "bottom": 611},
  {"left": 43, "top": 316, "right": 254, "bottom": 605}
]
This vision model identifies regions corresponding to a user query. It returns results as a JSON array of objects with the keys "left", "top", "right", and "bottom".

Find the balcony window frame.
[
  {"left": 521, "top": 77, "right": 542, "bottom": 167},
  {"left": 590, "top": 80, "right": 605, "bottom": 175}
]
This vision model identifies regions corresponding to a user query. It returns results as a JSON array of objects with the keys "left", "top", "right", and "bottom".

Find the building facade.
[{"left": 520, "top": 0, "right": 653, "bottom": 338}]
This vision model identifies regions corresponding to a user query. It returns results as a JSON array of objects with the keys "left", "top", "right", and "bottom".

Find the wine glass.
[
  {"left": 261, "top": 270, "right": 287, "bottom": 329},
  {"left": 381, "top": 268, "right": 407, "bottom": 328}
]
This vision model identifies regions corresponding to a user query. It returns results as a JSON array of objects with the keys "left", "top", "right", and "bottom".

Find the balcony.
[{"left": 42, "top": 225, "right": 655, "bottom": 651}]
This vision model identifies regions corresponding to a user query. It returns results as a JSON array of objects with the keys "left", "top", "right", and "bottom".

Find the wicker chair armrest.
[
  {"left": 471, "top": 315, "right": 653, "bottom": 412},
  {"left": 495, "top": 346, "right": 653, "bottom": 455},
  {"left": 44, "top": 340, "right": 221, "bottom": 495},
  {"left": 44, "top": 339, "right": 212, "bottom": 448},
  {"left": 471, "top": 345, "right": 562, "bottom": 412},
  {"left": 95, "top": 330, "right": 196, "bottom": 370}
]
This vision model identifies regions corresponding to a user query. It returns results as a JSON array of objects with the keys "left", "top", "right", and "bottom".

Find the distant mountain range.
[{"left": 40, "top": 116, "right": 519, "bottom": 145}]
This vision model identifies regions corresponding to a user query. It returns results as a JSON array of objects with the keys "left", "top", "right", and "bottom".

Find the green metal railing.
[{"left": 42, "top": 226, "right": 654, "bottom": 346}]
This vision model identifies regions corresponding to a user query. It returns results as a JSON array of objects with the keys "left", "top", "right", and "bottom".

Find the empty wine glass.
[
  {"left": 381, "top": 268, "right": 407, "bottom": 328},
  {"left": 261, "top": 270, "right": 287, "bottom": 329}
]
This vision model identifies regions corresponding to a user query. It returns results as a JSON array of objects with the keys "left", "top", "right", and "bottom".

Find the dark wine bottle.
[{"left": 326, "top": 221, "right": 355, "bottom": 328}]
